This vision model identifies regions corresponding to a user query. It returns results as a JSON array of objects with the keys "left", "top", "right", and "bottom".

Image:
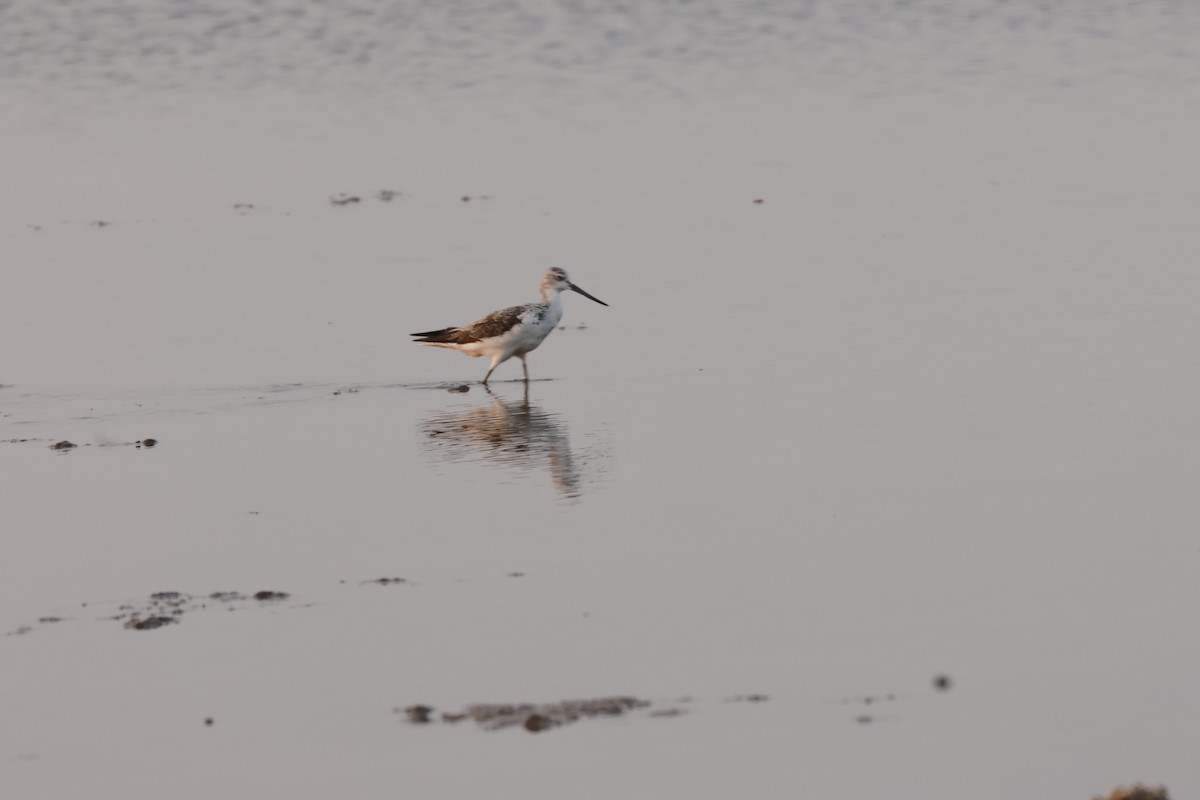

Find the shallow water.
[{"left": 4, "top": 2, "right": 1200, "bottom": 798}]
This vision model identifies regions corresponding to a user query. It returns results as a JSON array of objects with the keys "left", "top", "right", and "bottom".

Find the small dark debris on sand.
[
  {"left": 332, "top": 386, "right": 360, "bottom": 396},
  {"left": 253, "top": 590, "right": 289, "bottom": 601},
  {"left": 842, "top": 692, "right": 896, "bottom": 706},
  {"left": 401, "top": 697, "right": 649, "bottom": 733},
  {"left": 91, "top": 219, "right": 111, "bottom": 227},
  {"left": 364, "top": 577, "right": 406, "bottom": 586},
  {"left": 447, "top": 384, "right": 470, "bottom": 393},
  {"left": 523, "top": 713, "right": 555, "bottom": 732},
  {"left": 649, "top": 707, "right": 685, "bottom": 718},
  {"left": 124, "top": 615, "right": 177, "bottom": 631},
  {"left": 1094, "top": 786, "right": 1170, "bottom": 800},
  {"left": 726, "top": 694, "right": 769, "bottom": 703},
  {"left": 38, "top": 617, "right": 65, "bottom": 624},
  {"left": 933, "top": 674, "right": 952, "bottom": 691},
  {"left": 330, "top": 194, "right": 361, "bottom": 206},
  {"left": 404, "top": 705, "right": 434, "bottom": 724},
  {"left": 204, "top": 717, "right": 214, "bottom": 727},
  {"left": 7, "top": 626, "right": 34, "bottom": 637},
  {"left": 50, "top": 440, "right": 77, "bottom": 450},
  {"left": 377, "top": 189, "right": 400, "bottom": 202},
  {"left": 136, "top": 438, "right": 158, "bottom": 448},
  {"left": 752, "top": 198, "right": 765, "bottom": 204}
]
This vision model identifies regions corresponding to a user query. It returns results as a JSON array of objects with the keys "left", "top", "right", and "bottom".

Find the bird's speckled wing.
[{"left": 411, "top": 304, "right": 538, "bottom": 344}]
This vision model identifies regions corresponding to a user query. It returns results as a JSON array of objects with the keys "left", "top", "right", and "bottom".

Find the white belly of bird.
[
  {"left": 465, "top": 302, "right": 562, "bottom": 360},
  {"left": 504, "top": 304, "right": 562, "bottom": 356}
]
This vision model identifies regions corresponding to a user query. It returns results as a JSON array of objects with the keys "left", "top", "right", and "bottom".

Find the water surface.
[{"left": 3, "top": 2, "right": 1199, "bottom": 798}]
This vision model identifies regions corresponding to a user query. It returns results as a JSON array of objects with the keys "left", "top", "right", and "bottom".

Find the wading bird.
[{"left": 411, "top": 267, "right": 608, "bottom": 384}]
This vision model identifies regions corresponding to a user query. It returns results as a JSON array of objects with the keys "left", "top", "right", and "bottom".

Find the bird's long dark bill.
[{"left": 569, "top": 282, "right": 609, "bottom": 306}]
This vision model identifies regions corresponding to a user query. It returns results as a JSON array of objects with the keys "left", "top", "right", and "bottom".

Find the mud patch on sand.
[
  {"left": 7, "top": 588, "right": 294, "bottom": 636},
  {"left": 362, "top": 577, "right": 407, "bottom": 586},
  {"left": 43, "top": 438, "right": 159, "bottom": 452},
  {"left": 117, "top": 589, "right": 290, "bottom": 630},
  {"left": 398, "top": 697, "right": 652, "bottom": 733}
]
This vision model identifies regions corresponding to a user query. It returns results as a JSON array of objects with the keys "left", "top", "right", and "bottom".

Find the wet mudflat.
[{"left": 4, "top": 2, "right": 1200, "bottom": 799}]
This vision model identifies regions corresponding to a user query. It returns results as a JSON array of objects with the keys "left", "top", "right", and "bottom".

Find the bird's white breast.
[{"left": 510, "top": 302, "right": 562, "bottom": 354}]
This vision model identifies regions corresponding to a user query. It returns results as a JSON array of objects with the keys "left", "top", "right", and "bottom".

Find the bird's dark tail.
[{"left": 410, "top": 327, "right": 460, "bottom": 343}]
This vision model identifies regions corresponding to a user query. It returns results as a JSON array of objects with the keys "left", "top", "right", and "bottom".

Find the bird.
[{"left": 411, "top": 267, "right": 608, "bottom": 384}]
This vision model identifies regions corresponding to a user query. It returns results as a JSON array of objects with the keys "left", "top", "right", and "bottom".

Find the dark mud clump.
[
  {"left": 120, "top": 592, "right": 189, "bottom": 630},
  {"left": 470, "top": 697, "right": 650, "bottom": 732},
  {"left": 364, "top": 577, "right": 406, "bottom": 586},
  {"left": 136, "top": 438, "right": 158, "bottom": 448},
  {"left": 523, "top": 713, "right": 555, "bottom": 732},
  {"left": 401, "top": 697, "right": 650, "bottom": 734},
  {"left": 124, "top": 615, "right": 177, "bottom": 631},
  {"left": 11, "top": 588, "right": 295, "bottom": 637},
  {"left": 933, "top": 674, "right": 953, "bottom": 691},
  {"left": 36, "top": 587, "right": 295, "bottom": 633},
  {"left": 1093, "top": 786, "right": 1170, "bottom": 800},
  {"left": 50, "top": 440, "right": 77, "bottom": 450},
  {"left": 404, "top": 705, "right": 434, "bottom": 724},
  {"left": 448, "top": 384, "right": 470, "bottom": 393}
]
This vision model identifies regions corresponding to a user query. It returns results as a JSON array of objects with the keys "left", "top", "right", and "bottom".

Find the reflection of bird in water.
[
  {"left": 411, "top": 267, "right": 608, "bottom": 384},
  {"left": 419, "top": 386, "right": 590, "bottom": 500}
]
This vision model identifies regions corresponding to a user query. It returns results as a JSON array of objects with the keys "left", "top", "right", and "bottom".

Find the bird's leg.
[
  {"left": 518, "top": 355, "right": 529, "bottom": 383},
  {"left": 482, "top": 357, "right": 500, "bottom": 385}
]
